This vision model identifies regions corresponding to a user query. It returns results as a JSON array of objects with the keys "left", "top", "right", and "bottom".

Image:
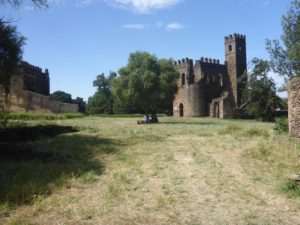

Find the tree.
[
  {"left": 0, "top": 0, "right": 48, "bottom": 8},
  {"left": 73, "top": 97, "right": 86, "bottom": 113},
  {"left": 87, "top": 72, "right": 116, "bottom": 114},
  {"left": 111, "top": 51, "right": 179, "bottom": 116},
  {"left": 242, "top": 58, "right": 285, "bottom": 121},
  {"left": 49, "top": 91, "right": 73, "bottom": 103},
  {"left": 0, "top": 19, "right": 25, "bottom": 111},
  {"left": 158, "top": 59, "right": 179, "bottom": 114},
  {"left": 266, "top": 0, "right": 300, "bottom": 79}
]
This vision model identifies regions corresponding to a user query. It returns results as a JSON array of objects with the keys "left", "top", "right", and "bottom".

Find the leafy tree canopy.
[
  {"left": 73, "top": 97, "right": 86, "bottom": 113},
  {"left": 87, "top": 72, "right": 116, "bottom": 114},
  {"left": 49, "top": 91, "right": 73, "bottom": 103},
  {"left": 0, "top": 19, "right": 25, "bottom": 95},
  {"left": 111, "top": 51, "right": 179, "bottom": 115},
  {"left": 266, "top": 0, "right": 300, "bottom": 78},
  {"left": 242, "top": 58, "right": 286, "bottom": 121}
]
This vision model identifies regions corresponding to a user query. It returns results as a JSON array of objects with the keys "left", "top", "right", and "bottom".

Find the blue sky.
[{"left": 0, "top": 0, "right": 291, "bottom": 100}]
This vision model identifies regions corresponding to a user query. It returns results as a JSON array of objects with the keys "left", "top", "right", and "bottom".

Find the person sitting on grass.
[{"left": 150, "top": 113, "right": 159, "bottom": 123}]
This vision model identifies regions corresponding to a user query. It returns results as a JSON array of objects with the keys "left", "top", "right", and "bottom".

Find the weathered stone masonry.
[
  {"left": 0, "top": 62, "right": 78, "bottom": 113},
  {"left": 288, "top": 77, "right": 300, "bottom": 138},
  {"left": 173, "top": 33, "right": 247, "bottom": 118}
]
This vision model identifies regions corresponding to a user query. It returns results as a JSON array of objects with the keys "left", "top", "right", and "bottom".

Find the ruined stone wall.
[
  {"left": 0, "top": 74, "right": 78, "bottom": 114},
  {"left": 288, "top": 78, "right": 300, "bottom": 138},
  {"left": 21, "top": 61, "right": 50, "bottom": 96}
]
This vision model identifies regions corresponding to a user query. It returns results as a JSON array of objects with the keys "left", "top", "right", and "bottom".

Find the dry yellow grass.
[{"left": 1, "top": 116, "right": 300, "bottom": 225}]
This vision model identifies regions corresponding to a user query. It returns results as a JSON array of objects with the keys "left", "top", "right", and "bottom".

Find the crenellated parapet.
[
  {"left": 21, "top": 61, "right": 49, "bottom": 78},
  {"left": 174, "top": 57, "right": 193, "bottom": 68},
  {"left": 224, "top": 33, "right": 246, "bottom": 44},
  {"left": 198, "top": 57, "right": 220, "bottom": 64}
]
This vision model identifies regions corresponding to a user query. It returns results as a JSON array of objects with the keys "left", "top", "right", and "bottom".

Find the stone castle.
[
  {"left": 173, "top": 33, "right": 247, "bottom": 118},
  {"left": 0, "top": 61, "right": 78, "bottom": 113}
]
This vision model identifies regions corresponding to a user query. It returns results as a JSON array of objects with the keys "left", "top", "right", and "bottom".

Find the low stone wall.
[
  {"left": 7, "top": 90, "right": 78, "bottom": 114},
  {"left": 288, "top": 77, "right": 300, "bottom": 138},
  {"left": 0, "top": 74, "right": 78, "bottom": 114}
]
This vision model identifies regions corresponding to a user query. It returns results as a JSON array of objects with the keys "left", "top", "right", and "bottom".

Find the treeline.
[
  {"left": 49, "top": 91, "right": 86, "bottom": 113},
  {"left": 87, "top": 52, "right": 179, "bottom": 115}
]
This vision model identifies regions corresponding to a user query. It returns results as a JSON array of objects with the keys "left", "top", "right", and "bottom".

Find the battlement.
[
  {"left": 174, "top": 58, "right": 193, "bottom": 67},
  {"left": 198, "top": 57, "right": 220, "bottom": 64},
  {"left": 224, "top": 33, "right": 246, "bottom": 44},
  {"left": 21, "top": 61, "right": 49, "bottom": 78}
]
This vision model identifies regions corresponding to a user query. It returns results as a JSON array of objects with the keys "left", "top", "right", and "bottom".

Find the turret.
[{"left": 225, "top": 33, "right": 247, "bottom": 107}]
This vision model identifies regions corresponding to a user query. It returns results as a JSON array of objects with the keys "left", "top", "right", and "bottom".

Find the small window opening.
[
  {"left": 181, "top": 73, "right": 185, "bottom": 86},
  {"left": 228, "top": 45, "right": 232, "bottom": 52}
]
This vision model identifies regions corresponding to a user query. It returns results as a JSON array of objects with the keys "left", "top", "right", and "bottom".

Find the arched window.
[
  {"left": 181, "top": 73, "right": 186, "bottom": 86},
  {"left": 219, "top": 74, "right": 223, "bottom": 87}
]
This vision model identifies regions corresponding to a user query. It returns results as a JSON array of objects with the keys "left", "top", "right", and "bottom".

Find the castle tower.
[{"left": 225, "top": 33, "right": 247, "bottom": 107}]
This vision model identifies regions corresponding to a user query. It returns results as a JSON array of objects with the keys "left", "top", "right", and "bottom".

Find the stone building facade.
[
  {"left": 0, "top": 61, "right": 78, "bottom": 113},
  {"left": 288, "top": 77, "right": 300, "bottom": 138},
  {"left": 173, "top": 33, "right": 247, "bottom": 118}
]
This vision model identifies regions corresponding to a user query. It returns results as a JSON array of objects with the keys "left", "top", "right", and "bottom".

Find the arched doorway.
[{"left": 179, "top": 103, "right": 184, "bottom": 117}]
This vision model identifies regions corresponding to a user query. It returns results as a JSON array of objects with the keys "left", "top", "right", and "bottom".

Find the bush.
[{"left": 274, "top": 117, "right": 288, "bottom": 133}]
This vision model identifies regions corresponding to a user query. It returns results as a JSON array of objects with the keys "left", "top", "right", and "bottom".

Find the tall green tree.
[
  {"left": 242, "top": 58, "right": 285, "bottom": 122},
  {"left": 87, "top": 72, "right": 116, "bottom": 114},
  {"left": 0, "top": 19, "right": 25, "bottom": 111},
  {"left": 111, "top": 51, "right": 179, "bottom": 115},
  {"left": 266, "top": 0, "right": 300, "bottom": 79}
]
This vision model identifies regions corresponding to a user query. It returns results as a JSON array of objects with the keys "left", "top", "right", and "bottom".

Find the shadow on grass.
[
  {"left": 0, "top": 125, "right": 78, "bottom": 142},
  {"left": 0, "top": 132, "right": 122, "bottom": 209}
]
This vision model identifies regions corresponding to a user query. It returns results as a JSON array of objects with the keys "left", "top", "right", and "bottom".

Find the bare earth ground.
[{"left": 1, "top": 117, "right": 300, "bottom": 225}]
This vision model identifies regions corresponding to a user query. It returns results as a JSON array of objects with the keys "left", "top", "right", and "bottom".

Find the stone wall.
[
  {"left": 288, "top": 77, "right": 300, "bottom": 138},
  {"left": 0, "top": 74, "right": 78, "bottom": 114}
]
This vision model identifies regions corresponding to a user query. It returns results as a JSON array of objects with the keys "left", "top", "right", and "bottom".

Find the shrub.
[
  {"left": 279, "top": 179, "right": 300, "bottom": 198},
  {"left": 274, "top": 117, "right": 288, "bottom": 133}
]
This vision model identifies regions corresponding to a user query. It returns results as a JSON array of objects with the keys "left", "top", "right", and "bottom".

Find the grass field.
[{"left": 0, "top": 116, "right": 300, "bottom": 225}]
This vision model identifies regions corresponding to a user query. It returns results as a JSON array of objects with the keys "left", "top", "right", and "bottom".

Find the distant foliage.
[
  {"left": 73, "top": 97, "right": 86, "bottom": 113},
  {"left": 242, "top": 58, "right": 285, "bottom": 122},
  {"left": 49, "top": 91, "right": 86, "bottom": 113},
  {"left": 266, "top": 0, "right": 300, "bottom": 79},
  {"left": 0, "top": 19, "right": 25, "bottom": 108},
  {"left": 87, "top": 72, "right": 116, "bottom": 114},
  {"left": 49, "top": 90, "right": 73, "bottom": 103},
  {"left": 111, "top": 51, "right": 179, "bottom": 115}
]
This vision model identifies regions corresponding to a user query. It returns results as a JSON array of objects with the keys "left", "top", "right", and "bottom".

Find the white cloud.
[
  {"left": 104, "top": 0, "right": 184, "bottom": 14},
  {"left": 123, "top": 24, "right": 145, "bottom": 29},
  {"left": 165, "top": 22, "right": 184, "bottom": 31},
  {"left": 122, "top": 22, "right": 184, "bottom": 31}
]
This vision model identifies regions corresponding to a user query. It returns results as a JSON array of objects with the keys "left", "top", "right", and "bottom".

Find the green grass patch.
[
  {"left": 0, "top": 112, "right": 84, "bottom": 121},
  {"left": 243, "top": 128, "right": 270, "bottom": 138},
  {"left": 278, "top": 180, "right": 300, "bottom": 198},
  {"left": 218, "top": 125, "right": 243, "bottom": 135}
]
